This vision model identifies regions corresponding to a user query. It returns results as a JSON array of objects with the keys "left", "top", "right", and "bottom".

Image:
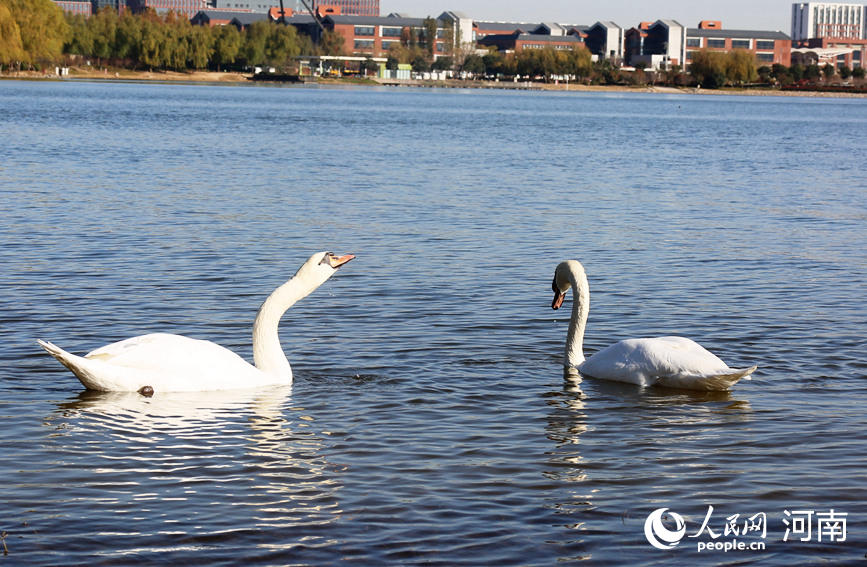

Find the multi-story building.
[
  {"left": 686, "top": 23, "right": 791, "bottom": 66},
  {"left": 478, "top": 30, "right": 585, "bottom": 53},
  {"left": 127, "top": 0, "right": 207, "bottom": 17},
  {"left": 628, "top": 20, "right": 790, "bottom": 68},
  {"left": 313, "top": 0, "right": 378, "bottom": 17},
  {"left": 791, "top": 2, "right": 866, "bottom": 41},
  {"left": 53, "top": 0, "right": 92, "bottom": 15},
  {"left": 584, "top": 21, "right": 624, "bottom": 61},
  {"left": 323, "top": 14, "right": 448, "bottom": 57},
  {"left": 791, "top": 2, "right": 867, "bottom": 67}
]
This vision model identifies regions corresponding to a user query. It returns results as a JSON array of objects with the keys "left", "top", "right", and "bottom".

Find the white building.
[{"left": 791, "top": 2, "right": 867, "bottom": 41}]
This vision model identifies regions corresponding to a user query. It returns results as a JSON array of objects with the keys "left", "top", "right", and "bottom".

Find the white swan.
[
  {"left": 551, "top": 260, "right": 756, "bottom": 391},
  {"left": 37, "top": 251, "right": 354, "bottom": 393}
]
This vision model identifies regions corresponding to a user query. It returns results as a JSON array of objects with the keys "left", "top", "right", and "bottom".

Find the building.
[
  {"left": 478, "top": 30, "right": 585, "bottom": 52},
  {"left": 584, "top": 21, "right": 624, "bottom": 61},
  {"left": 686, "top": 24, "right": 791, "bottom": 66},
  {"left": 190, "top": 9, "right": 243, "bottom": 25},
  {"left": 127, "top": 0, "right": 207, "bottom": 17},
  {"left": 203, "top": 0, "right": 275, "bottom": 13},
  {"left": 53, "top": 0, "right": 92, "bottom": 15},
  {"left": 627, "top": 19, "right": 790, "bottom": 69},
  {"left": 323, "top": 14, "right": 448, "bottom": 57},
  {"left": 791, "top": 2, "right": 866, "bottom": 41},
  {"left": 474, "top": 21, "right": 538, "bottom": 39},
  {"left": 791, "top": 36, "right": 867, "bottom": 67},
  {"left": 312, "top": 0, "right": 378, "bottom": 17},
  {"left": 439, "top": 11, "right": 474, "bottom": 47}
]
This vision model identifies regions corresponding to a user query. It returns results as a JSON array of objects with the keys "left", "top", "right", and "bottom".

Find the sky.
[{"left": 379, "top": 0, "right": 795, "bottom": 33}]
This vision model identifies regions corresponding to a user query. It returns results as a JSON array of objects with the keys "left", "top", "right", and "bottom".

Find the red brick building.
[
  {"left": 324, "top": 14, "right": 448, "bottom": 57},
  {"left": 313, "top": 0, "right": 377, "bottom": 17},
  {"left": 53, "top": 0, "right": 92, "bottom": 15},
  {"left": 686, "top": 22, "right": 791, "bottom": 66}
]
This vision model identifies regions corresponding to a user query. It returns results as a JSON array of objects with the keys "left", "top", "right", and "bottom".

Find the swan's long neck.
[
  {"left": 564, "top": 264, "right": 590, "bottom": 368},
  {"left": 252, "top": 275, "right": 318, "bottom": 377}
]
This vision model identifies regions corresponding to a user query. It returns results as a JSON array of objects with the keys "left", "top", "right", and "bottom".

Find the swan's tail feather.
[
  {"left": 656, "top": 365, "right": 757, "bottom": 391},
  {"left": 37, "top": 339, "right": 103, "bottom": 390}
]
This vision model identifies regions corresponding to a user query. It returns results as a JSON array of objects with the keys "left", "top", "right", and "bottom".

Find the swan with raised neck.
[
  {"left": 38, "top": 251, "right": 354, "bottom": 393},
  {"left": 551, "top": 259, "right": 756, "bottom": 391}
]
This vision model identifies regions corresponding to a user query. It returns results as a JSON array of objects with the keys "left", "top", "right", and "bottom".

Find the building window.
[
  {"left": 731, "top": 39, "right": 751, "bottom": 49},
  {"left": 354, "top": 26, "right": 375, "bottom": 36},
  {"left": 757, "top": 53, "right": 774, "bottom": 62},
  {"left": 354, "top": 39, "right": 374, "bottom": 49},
  {"left": 381, "top": 26, "right": 402, "bottom": 37},
  {"left": 686, "top": 38, "right": 701, "bottom": 47},
  {"left": 707, "top": 39, "right": 726, "bottom": 48},
  {"left": 756, "top": 40, "right": 775, "bottom": 50},
  {"left": 381, "top": 40, "right": 396, "bottom": 51},
  {"left": 686, "top": 50, "right": 696, "bottom": 60}
]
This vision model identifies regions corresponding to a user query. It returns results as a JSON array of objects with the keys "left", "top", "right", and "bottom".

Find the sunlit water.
[{"left": 1, "top": 80, "right": 866, "bottom": 565}]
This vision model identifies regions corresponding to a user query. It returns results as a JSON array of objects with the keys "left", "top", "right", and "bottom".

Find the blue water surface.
[{"left": 1, "top": 80, "right": 866, "bottom": 565}]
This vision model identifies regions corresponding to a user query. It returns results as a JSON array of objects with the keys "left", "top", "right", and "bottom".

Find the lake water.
[{"left": 1, "top": 79, "right": 866, "bottom": 565}]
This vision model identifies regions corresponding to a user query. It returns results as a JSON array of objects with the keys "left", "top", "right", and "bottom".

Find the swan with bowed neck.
[
  {"left": 38, "top": 251, "right": 354, "bottom": 393},
  {"left": 551, "top": 260, "right": 756, "bottom": 391}
]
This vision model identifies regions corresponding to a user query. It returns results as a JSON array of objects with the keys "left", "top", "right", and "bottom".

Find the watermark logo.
[
  {"left": 644, "top": 508, "right": 686, "bottom": 550},
  {"left": 643, "top": 506, "right": 848, "bottom": 553}
]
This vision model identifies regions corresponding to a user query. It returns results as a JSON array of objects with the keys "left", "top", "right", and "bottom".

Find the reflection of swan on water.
[
  {"left": 37, "top": 252, "right": 354, "bottom": 393},
  {"left": 49, "top": 385, "right": 344, "bottom": 539},
  {"left": 551, "top": 260, "right": 756, "bottom": 391},
  {"left": 52, "top": 385, "right": 295, "bottom": 431}
]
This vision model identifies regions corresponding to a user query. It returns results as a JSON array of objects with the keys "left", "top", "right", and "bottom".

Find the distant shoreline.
[{"left": 4, "top": 67, "right": 866, "bottom": 98}]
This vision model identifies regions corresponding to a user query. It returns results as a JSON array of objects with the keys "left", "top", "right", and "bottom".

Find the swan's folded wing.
[
  {"left": 580, "top": 337, "right": 752, "bottom": 390},
  {"left": 85, "top": 333, "right": 251, "bottom": 375}
]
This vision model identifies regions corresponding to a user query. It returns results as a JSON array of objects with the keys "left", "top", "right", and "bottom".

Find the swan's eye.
[{"left": 320, "top": 252, "right": 334, "bottom": 265}]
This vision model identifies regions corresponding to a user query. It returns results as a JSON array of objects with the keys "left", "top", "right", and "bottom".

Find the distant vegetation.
[{"left": 2, "top": 0, "right": 865, "bottom": 89}]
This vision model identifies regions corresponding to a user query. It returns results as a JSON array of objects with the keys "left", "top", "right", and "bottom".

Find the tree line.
[{"left": 0, "top": 0, "right": 345, "bottom": 71}]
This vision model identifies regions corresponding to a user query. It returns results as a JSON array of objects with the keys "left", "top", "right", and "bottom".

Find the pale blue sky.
[{"left": 379, "top": 0, "right": 795, "bottom": 33}]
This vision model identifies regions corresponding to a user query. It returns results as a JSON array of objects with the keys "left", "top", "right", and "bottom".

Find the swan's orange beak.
[
  {"left": 552, "top": 278, "right": 565, "bottom": 310},
  {"left": 328, "top": 253, "right": 355, "bottom": 268}
]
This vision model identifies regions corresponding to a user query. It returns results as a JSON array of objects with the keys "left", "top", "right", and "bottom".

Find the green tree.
[
  {"left": 7, "top": 0, "right": 70, "bottom": 65},
  {"left": 64, "top": 13, "right": 92, "bottom": 57},
  {"left": 839, "top": 65, "right": 851, "bottom": 80},
  {"left": 852, "top": 66, "right": 865, "bottom": 79},
  {"left": 211, "top": 23, "right": 240, "bottom": 70},
  {"left": 411, "top": 53, "right": 429, "bottom": 73},
  {"left": 138, "top": 12, "right": 166, "bottom": 69},
  {"left": 385, "top": 54, "right": 398, "bottom": 70},
  {"left": 239, "top": 21, "right": 268, "bottom": 66},
  {"left": 187, "top": 23, "right": 212, "bottom": 69},
  {"left": 689, "top": 49, "right": 727, "bottom": 88},
  {"left": 724, "top": 49, "right": 757, "bottom": 84},
  {"left": 422, "top": 16, "right": 437, "bottom": 56},
  {"left": 317, "top": 29, "right": 343, "bottom": 56},
  {"left": 461, "top": 52, "right": 484, "bottom": 76},
  {"left": 89, "top": 7, "right": 117, "bottom": 63},
  {"left": 265, "top": 23, "right": 299, "bottom": 67},
  {"left": 822, "top": 62, "right": 835, "bottom": 80},
  {"left": 431, "top": 55, "right": 452, "bottom": 71},
  {"left": 0, "top": 1, "right": 25, "bottom": 67},
  {"left": 162, "top": 12, "right": 190, "bottom": 71},
  {"left": 482, "top": 49, "right": 504, "bottom": 76},
  {"left": 114, "top": 10, "right": 142, "bottom": 63},
  {"left": 803, "top": 64, "right": 821, "bottom": 81}
]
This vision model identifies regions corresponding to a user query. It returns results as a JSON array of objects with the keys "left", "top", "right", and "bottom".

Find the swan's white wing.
[
  {"left": 579, "top": 336, "right": 754, "bottom": 390},
  {"left": 86, "top": 333, "right": 248, "bottom": 370},
  {"left": 36, "top": 334, "right": 274, "bottom": 392}
]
